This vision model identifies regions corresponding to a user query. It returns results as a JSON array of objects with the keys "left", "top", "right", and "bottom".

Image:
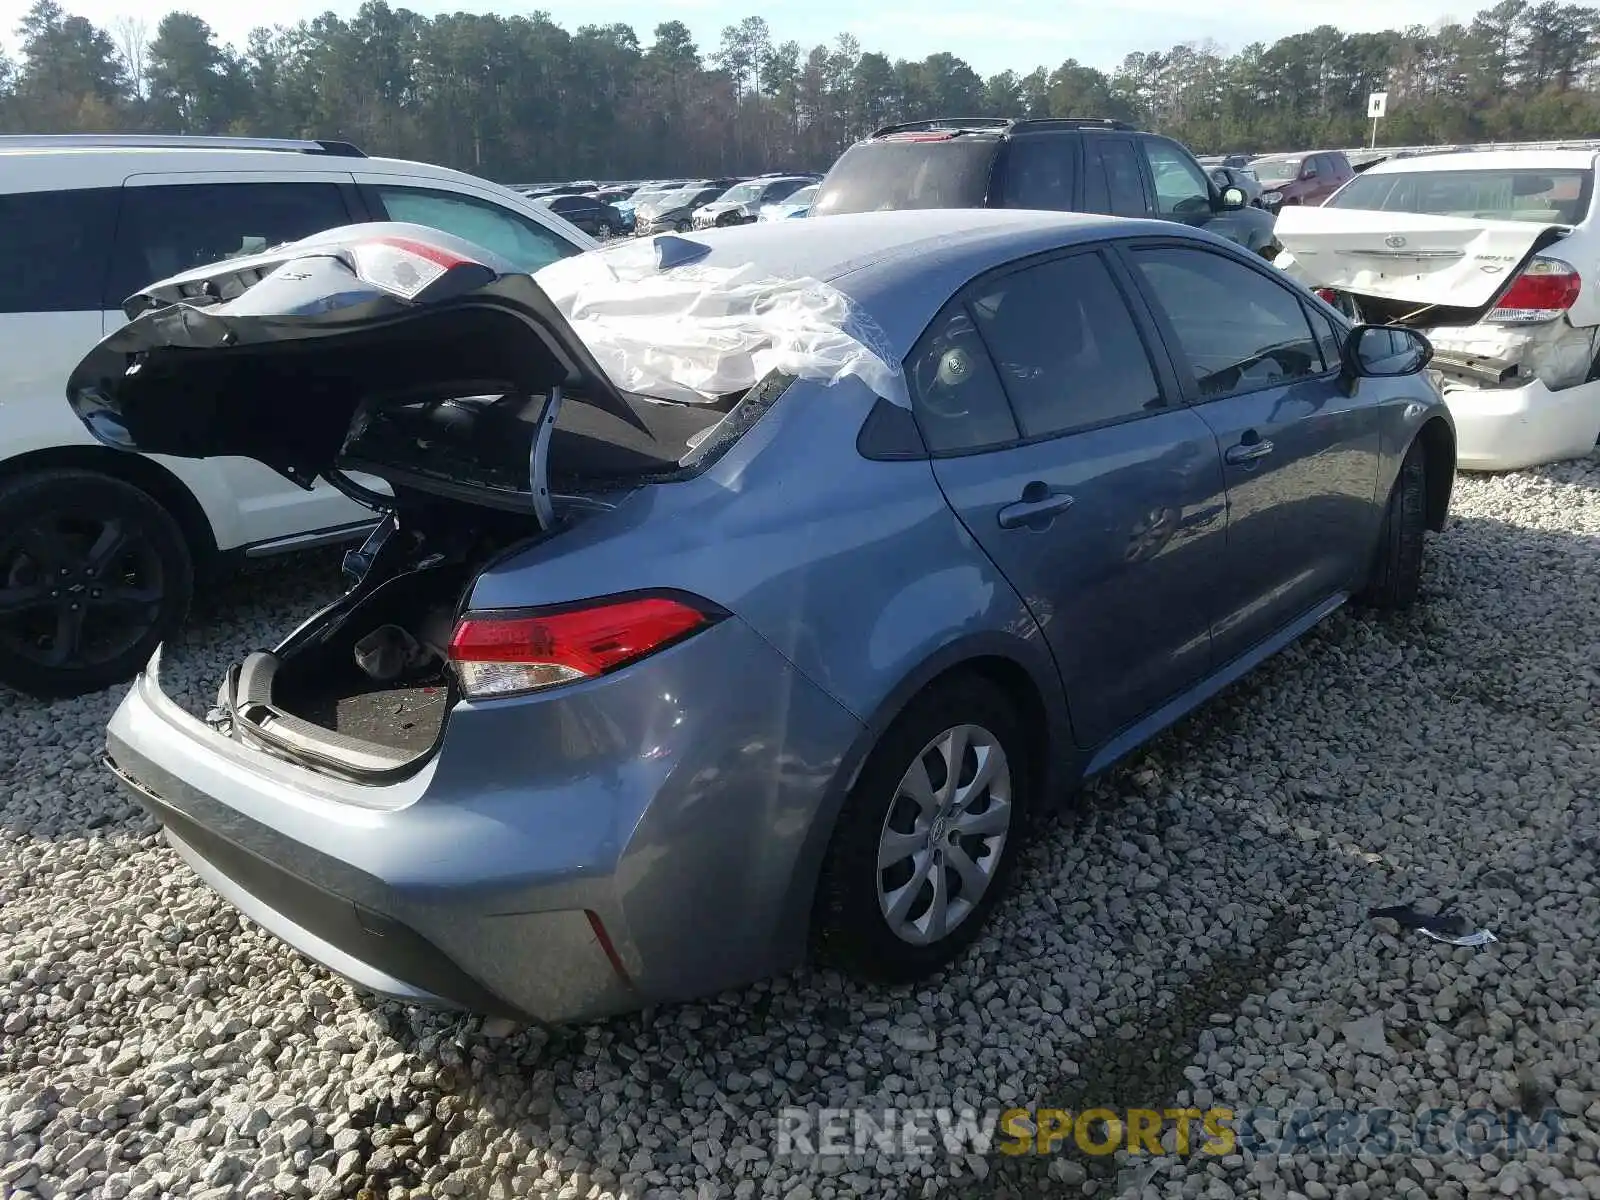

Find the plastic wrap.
[{"left": 533, "top": 236, "right": 908, "bottom": 407}]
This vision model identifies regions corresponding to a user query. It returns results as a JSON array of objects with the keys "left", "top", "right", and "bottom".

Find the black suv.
[{"left": 812, "top": 118, "right": 1280, "bottom": 258}]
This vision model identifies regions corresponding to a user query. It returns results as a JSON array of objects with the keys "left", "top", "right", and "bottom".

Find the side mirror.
[
  {"left": 1344, "top": 324, "right": 1432, "bottom": 377},
  {"left": 1302, "top": 167, "right": 1319, "bottom": 180},
  {"left": 1219, "top": 185, "right": 1248, "bottom": 210}
]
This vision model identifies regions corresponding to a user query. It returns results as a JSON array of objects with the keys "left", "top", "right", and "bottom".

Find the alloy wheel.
[
  {"left": 0, "top": 512, "right": 166, "bottom": 672},
  {"left": 876, "top": 723, "right": 1013, "bottom": 945}
]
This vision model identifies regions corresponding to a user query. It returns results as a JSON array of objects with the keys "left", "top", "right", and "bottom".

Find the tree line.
[{"left": 3, "top": 0, "right": 1599, "bottom": 184}]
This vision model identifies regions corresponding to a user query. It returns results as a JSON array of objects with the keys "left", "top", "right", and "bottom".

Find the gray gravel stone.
[{"left": 4, "top": 461, "right": 1600, "bottom": 1199}]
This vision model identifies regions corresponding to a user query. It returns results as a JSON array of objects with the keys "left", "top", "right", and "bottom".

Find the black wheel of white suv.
[
  {"left": 0, "top": 470, "right": 193, "bottom": 699},
  {"left": 814, "top": 675, "right": 1033, "bottom": 982}
]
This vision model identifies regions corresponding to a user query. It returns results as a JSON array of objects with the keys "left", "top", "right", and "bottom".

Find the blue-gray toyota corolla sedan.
[{"left": 70, "top": 210, "right": 1456, "bottom": 1024}]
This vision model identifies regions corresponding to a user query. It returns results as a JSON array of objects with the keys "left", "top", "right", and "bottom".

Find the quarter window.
[
  {"left": 999, "top": 137, "right": 1077, "bottom": 211},
  {"left": 1131, "top": 245, "right": 1325, "bottom": 398},
  {"left": 906, "top": 297, "right": 1020, "bottom": 454},
  {"left": 0, "top": 188, "right": 119, "bottom": 313}
]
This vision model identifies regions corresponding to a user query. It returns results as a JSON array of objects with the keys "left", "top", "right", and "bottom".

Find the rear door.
[
  {"left": 1121, "top": 239, "right": 1382, "bottom": 665},
  {"left": 914, "top": 247, "right": 1229, "bottom": 751},
  {"left": 106, "top": 172, "right": 374, "bottom": 548}
]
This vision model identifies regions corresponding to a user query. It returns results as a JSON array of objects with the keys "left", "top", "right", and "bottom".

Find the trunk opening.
[{"left": 218, "top": 534, "right": 493, "bottom": 780}]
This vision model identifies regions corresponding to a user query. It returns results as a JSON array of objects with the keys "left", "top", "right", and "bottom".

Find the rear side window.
[
  {"left": 969, "top": 252, "right": 1163, "bottom": 437},
  {"left": 812, "top": 138, "right": 997, "bottom": 216},
  {"left": 1084, "top": 137, "right": 1150, "bottom": 217},
  {"left": 376, "top": 186, "right": 581, "bottom": 273},
  {"left": 998, "top": 136, "right": 1077, "bottom": 211},
  {"left": 0, "top": 188, "right": 119, "bottom": 313},
  {"left": 107, "top": 181, "right": 351, "bottom": 307},
  {"left": 906, "top": 296, "right": 1021, "bottom": 454}
]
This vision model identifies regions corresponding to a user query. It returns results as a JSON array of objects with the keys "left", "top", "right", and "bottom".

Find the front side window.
[
  {"left": 968, "top": 252, "right": 1163, "bottom": 437},
  {"left": 107, "top": 181, "right": 352, "bottom": 305},
  {"left": 376, "top": 186, "right": 581, "bottom": 272},
  {"left": 1141, "top": 139, "right": 1212, "bottom": 217},
  {"left": 1132, "top": 245, "right": 1325, "bottom": 398}
]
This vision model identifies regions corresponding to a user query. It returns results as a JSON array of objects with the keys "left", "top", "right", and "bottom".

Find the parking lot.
[{"left": 1, "top": 452, "right": 1597, "bottom": 1199}]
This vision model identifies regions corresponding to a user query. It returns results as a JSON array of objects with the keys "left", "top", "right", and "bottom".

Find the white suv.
[{"left": 0, "top": 134, "right": 595, "bottom": 699}]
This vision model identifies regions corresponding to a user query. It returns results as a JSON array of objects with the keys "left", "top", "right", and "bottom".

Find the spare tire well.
[{"left": 0, "top": 447, "right": 217, "bottom": 562}]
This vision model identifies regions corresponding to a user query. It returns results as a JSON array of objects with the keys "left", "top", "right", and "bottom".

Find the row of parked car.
[
  {"left": 13, "top": 118, "right": 1600, "bottom": 1031},
  {"left": 1197, "top": 149, "right": 1360, "bottom": 213},
  {"left": 513, "top": 174, "right": 821, "bottom": 237}
]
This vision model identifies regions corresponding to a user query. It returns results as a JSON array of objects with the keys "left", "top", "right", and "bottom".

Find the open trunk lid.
[
  {"left": 1274, "top": 206, "right": 1571, "bottom": 316},
  {"left": 65, "top": 222, "right": 648, "bottom": 524}
]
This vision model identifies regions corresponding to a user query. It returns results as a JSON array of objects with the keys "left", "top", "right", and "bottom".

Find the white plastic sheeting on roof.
[{"left": 532, "top": 235, "right": 908, "bottom": 407}]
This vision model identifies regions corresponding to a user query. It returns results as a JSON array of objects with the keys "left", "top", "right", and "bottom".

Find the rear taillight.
[
  {"left": 1314, "top": 287, "right": 1339, "bottom": 305},
  {"left": 1487, "top": 256, "right": 1581, "bottom": 324},
  {"left": 347, "top": 236, "right": 475, "bottom": 301},
  {"left": 448, "top": 594, "right": 719, "bottom": 698}
]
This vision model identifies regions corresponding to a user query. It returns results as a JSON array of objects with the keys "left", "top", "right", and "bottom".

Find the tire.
[
  {"left": 674, "top": 220, "right": 691, "bottom": 232},
  {"left": 0, "top": 470, "right": 194, "bottom": 699},
  {"left": 1355, "top": 439, "right": 1428, "bottom": 610},
  {"left": 596, "top": 220, "right": 615, "bottom": 239},
  {"left": 813, "top": 675, "right": 1034, "bottom": 983}
]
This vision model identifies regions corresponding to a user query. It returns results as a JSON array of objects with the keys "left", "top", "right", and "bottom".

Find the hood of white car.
[{"left": 1274, "top": 205, "right": 1572, "bottom": 310}]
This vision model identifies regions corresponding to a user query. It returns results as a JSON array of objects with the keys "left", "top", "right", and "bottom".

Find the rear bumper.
[
  {"left": 1443, "top": 376, "right": 1600, "bottom": 471},
  {"left": 105, "top": 619, "right": 863, "bottom": 1023}
]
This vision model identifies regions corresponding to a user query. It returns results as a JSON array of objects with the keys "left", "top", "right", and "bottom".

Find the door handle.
[
  {"left": 998, "top": 482, "right": 1075, "bottom": 529},
  {"left": 1224, "top": 435, "right": 1274, "bottom": 465}
]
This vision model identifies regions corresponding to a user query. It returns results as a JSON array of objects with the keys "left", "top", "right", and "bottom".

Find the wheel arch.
[
  {"left": 1415, "top": 415, "right": 1455, "bottom": 532},
  {"left": 775, "top": 631, "right": 1076, "bottom": 959},
  {"left": 0, "top": 446, "right": 218, "bottom": 562}
]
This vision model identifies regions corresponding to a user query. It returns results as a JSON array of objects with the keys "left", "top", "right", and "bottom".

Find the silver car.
[{"left": 79, "top": 213, "right": 1452, "bottom": 1024}]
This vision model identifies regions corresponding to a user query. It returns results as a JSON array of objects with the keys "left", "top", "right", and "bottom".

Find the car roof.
[
  {"left": 1364, "top": 148, "right": 1600, "bottom": 174},
  {"left": 601, "top": 209, "right": 1219, "bottom": 356},
  {"left": 0, "top": 144, "right": 522, "bottom": 197}
]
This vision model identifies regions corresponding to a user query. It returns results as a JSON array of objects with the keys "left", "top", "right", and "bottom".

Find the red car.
[{"left": 1253, "top": 150, "right": 1354, "bottom": 212}]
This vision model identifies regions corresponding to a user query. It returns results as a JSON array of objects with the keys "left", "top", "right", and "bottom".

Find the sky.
[{"left": 1, "top": 0, "right": 1474, "bottom": 76}]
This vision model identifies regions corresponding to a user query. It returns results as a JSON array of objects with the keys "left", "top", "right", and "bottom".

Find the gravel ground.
[{"left": 3, "top": 454, "right": 1600, "bottom": 1200}]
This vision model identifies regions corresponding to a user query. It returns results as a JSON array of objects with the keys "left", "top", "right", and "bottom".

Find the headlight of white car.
[{"left": 1261, "top": 190, "right": 1283, "bottom": 205}]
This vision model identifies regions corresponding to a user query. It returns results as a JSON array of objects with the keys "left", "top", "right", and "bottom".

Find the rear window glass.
[
  {"left": 0, "top": 187, "right": 119, "bottom": 313},
  {"left": 1327, "top": 167, "right": 1594, "bottom": 222},
  {"left": 813, "top": 138, "right": 997, "bottom": 216},
  {"left": 1252, "top": 158, "right": 1302, "bottom": 184}
]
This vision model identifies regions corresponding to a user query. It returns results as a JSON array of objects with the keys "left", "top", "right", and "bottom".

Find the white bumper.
[{"left": 1444, "top": 375, "right": 1600, "bottom": 471}]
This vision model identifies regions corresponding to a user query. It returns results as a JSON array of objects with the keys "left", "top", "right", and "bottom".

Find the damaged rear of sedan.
[{"left": 1274, "top": 150, "right": 1600, "bottom": 471}]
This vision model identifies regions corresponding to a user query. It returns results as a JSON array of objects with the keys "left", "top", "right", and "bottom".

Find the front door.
[
  {"left": 910, "top": 248, "right": 1229, "bottom": 750},
  {"left": 1120, "top": 240, "right": 1383, "bottom": 666}
]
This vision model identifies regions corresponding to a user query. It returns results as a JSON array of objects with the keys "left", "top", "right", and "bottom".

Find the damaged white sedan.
[{"left": 1274, "top": 150, "right": 1600, "bottom": 471}]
